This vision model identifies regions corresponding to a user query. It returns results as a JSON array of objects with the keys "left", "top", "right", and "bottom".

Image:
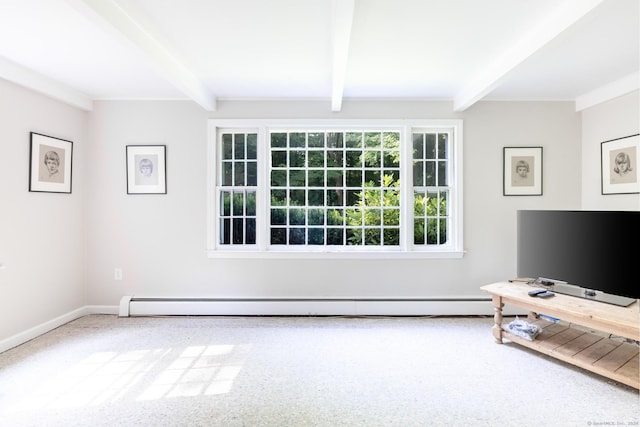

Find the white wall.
[
  {"left": 0, "top": 79, "right": 87, "bottom": 341},
  {"left": 85, "top": 100, "right": 581, "bottom": 305},
  {"left": 581, "top": 91, "right": 640, "bottom": 210},
  {"left": 3, "top": 75, "right": 637, "bottom": 347}
]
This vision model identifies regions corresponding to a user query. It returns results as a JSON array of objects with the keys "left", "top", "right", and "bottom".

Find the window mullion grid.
[
  {"left": 438, "top": 131, "right": 451, "bottom": 247},
  {"left": 400, "top": 125, "right": 412, "bottom": 251},
  {"left": 433, "top": 132, "right": 441, "bottom": 246},
  {"left": 326, "top": 129, "right": 343, "bottom": 247},
  {"left": 323, "top": 131, "right": 331, "bottom": 247},
  {"left": 442, "top": 131, "right": 451, "bottom": 247},
  {"left": 292, "top": 132, "right": 305, "bottom": 246},
  {"left": 217, "top": 135, "right": 225, "bottom": 245},
  {"left": 216, "top": 132, "right": 230, "bottom": 247},
  {"left": 317, "top": 134, "right": 326, "bottom": 244},
  {"left": 430, "top": 131, "right": 450, "bottom": 247},
  {"left": 257, "top": 126, "right": 268, "bottom": 251},
  {"left": 263, "top": 125, "right": 445, "bottom": 251},
  {"left": 233, "top": 133, "right": 244, "bottom": 245},
  {"left": 209, "top": 119, "right": 461, "bottom": 256},
  {"left": 408, "top": 128, "right": 449, "bottom": 249},
  {"left": 349, "top": 130, "right": 361, "bottom": 246},
  {"left": 215, "top": 130, "right": 260, "bottom": 248}
]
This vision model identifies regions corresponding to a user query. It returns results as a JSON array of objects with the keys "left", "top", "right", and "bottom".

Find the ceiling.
[{"left": 0, "top": 0, "right": 638, "bottom": 112}]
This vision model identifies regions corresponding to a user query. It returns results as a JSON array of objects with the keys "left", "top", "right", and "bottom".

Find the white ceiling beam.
[
  {"left": 575, "top": 71, "right": 640, "bottom": 111},
  {"left": 67, "top": 0, "right": 216, "bottom": 111},
  {"left": 0, "top": 55, "right": 93, "bottom": 111},
  {"left": 331, "top": 0, "right": 355, "bottom": 112},
  {"left": 453, "top": 0, "right": 605, "bottom": 112}
]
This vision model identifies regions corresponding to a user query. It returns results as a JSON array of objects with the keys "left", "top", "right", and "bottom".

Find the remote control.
[
  {"left": 528, "top": 289, "right": 547, "bottom": 296},
  {"left": 537, "top": 291, "right": 555, "bottom": 298}
]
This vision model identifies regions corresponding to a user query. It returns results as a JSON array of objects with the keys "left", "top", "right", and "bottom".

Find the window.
[
  {"left": 412, "top": 131, "right": 449, "bottom": 245},
  {"left": 208, "top": 120, "right": 463, "bottom": 258},
  {"left": 269, "top": 130, "right": 400, "bottom": 247},
  {"left": 218, "top": 132, "right": 257, "bottom": 245}
]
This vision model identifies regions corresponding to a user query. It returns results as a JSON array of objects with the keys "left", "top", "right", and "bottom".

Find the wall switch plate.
[{"left": 114, "top": 268, "right": 123, "bottom": 280}]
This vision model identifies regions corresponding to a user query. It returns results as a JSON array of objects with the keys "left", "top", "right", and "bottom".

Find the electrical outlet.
[{"left": 114, "top": 268, "right": 123, "bottom": 281}]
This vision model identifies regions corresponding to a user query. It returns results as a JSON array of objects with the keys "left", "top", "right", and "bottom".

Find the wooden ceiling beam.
[
  {"left": 0, "top": 55, "right": 93, "bottom": 110},
  {"left": 330, "top": 0, "right": 355, "bottom": 112},
  {"left": 453, "top": 0, "right": 604, "bottom": 111},
  {"left": 68, "top": 0, "right": 216, "bottom": 111}
]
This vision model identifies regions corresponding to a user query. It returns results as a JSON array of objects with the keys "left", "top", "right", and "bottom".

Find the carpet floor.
[{"left": 0, "top": 315, "right": 637, "bottom": 426}]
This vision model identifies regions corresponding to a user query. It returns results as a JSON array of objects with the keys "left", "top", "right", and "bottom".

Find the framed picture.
[
  {"left": 503, "top": 146, "right": 543, "bottom": 196},
  {"left": 601, "top": 134, "right": 639, "bottom": 195},
  {"left": 29, "top": 132, "right": 73, "bottom": 193},
  {"left": 126, "top": 145, "right": 167, "bottom": 194}
]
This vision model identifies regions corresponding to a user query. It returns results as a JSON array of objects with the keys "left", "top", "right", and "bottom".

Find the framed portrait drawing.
[
  {"left": 126, "top": 145, "right": 167, "bottom": 194},
  {"left": 601, "top": 134, "right": 639, "bottom": 195},
  {"left": 29, "top": 132, "right": 73, "bottom": 194},
  {"left": 503, "top": 146, "right": 543, "bottom": 196}
]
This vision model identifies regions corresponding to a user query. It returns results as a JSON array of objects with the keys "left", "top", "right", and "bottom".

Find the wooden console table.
[{"left": 481, "top": 281, "right": 639, "bottom": 389}]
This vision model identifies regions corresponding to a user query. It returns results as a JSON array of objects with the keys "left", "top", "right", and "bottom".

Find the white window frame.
[{"left": 207, "top": 119, "right": 463, "bottom": 259}]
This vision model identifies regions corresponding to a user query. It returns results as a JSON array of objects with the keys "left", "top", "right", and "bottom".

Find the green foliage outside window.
[
  {"left": 344, "top": 174, "right": 448, "bottom": 246},
  {"left": 413, "top": 192, "right": 448, "bottom": 245},
  {"left": 345, "top": 174, "right": 399, "bottom": 245}
]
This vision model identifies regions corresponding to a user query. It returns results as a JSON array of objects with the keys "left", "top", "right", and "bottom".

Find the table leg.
[{"left": 491, "top": 295, "right": 504, "bottom": 344}]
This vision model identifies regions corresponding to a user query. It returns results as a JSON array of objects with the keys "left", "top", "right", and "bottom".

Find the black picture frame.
[
  {"left": 601, "top": 134, "right": 639, "bottom": 195},
  {"left": 29, "top": 132, "right": 73, "bottom": 194},
  {"left": 503, "top": 146, "right": 543, "bottom": 196}
]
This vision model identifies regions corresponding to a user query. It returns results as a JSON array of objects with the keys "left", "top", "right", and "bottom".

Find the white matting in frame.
[
  {"left": 29, "top": 132, "right": 73, "bottom": 193},
  {"left": 601, "top": 134, "right": 639, "bottom": 195},
  {"left": 126, "top": 145, "right": 167, "bottom": 194},
  {"left": 503, "top": 146, "right": 543, "bottom": 196}
]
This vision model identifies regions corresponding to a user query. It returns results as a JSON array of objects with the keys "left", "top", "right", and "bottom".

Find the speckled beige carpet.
[{"left": 0, "top": 315, "right": 637, "bottom": 426}]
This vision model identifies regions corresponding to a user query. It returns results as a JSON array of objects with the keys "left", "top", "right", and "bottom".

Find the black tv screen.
[{"left": 517, "top": 210, "right": 640, "bottom": 301}]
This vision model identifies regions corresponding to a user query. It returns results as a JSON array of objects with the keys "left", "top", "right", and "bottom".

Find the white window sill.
[{"left": 206, "top": 249, "right": 465, "bottom": 260}]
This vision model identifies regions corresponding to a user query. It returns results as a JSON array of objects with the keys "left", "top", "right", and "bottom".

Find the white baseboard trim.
[
  {"left": 1, "top": 301, "right": 525, "bottom": 353},
  {"left": 0, "top": 307, "right": 88, "bottom": 354},
  {"left": 0, "top": 305, "right": 119, "bottom": 354},
  {"left": 121, "top": 296, "right": 527, "bottom": 317}
]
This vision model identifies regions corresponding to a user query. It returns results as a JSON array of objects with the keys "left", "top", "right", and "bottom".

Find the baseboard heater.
[{"left": 119, "top": 296, "right": 497, "bottom": 317}]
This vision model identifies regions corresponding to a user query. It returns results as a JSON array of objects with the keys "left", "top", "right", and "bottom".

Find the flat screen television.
[{"left": 517, "top": 210, "right": 639, "bottom": 307}]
